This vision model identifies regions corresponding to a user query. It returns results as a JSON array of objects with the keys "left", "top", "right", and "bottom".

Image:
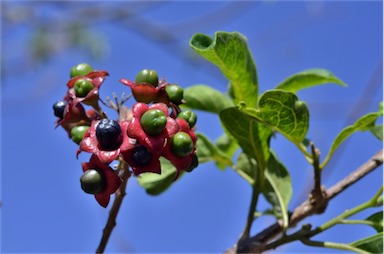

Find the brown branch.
[
  {"left": 96, "top": 160, "right": 131, "bottom": 254},
  {"left": 228, "top": 149, "right": 383, "bottom": 254}
]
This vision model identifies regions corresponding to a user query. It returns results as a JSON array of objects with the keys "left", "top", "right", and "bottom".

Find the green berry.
[
  {"left": 71, "top": 125, "right": 89, "bottom": 144},
  {"left": 177, "top": 110, "right": 197, "bottom": 128},
  {"left": 171, "top": 132, "right": 194, "bottom": 157},
  {"left": 140, "top": 109, "right": 167, "bottom": 136},
  {"left": 74, "top": 78, "right": 94, "bottom": 97},
  {"left": 70, "top": 63, "right": 93, "bottom": 78},
  {"left": 80, "top": 169, "right": 106, "bottom": 194},
  {"left": 135, "top": 69, "right": 159, "bottom": 87},
  {"left": 165, "top": 84, "right": 184, "bottom": 104}
]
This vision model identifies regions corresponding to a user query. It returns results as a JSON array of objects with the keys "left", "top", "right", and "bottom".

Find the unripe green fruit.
[
  {"left": 177, "top": 110, "right": 197, "bottom": 128},
  {"left": 165, "top": 84, "right": 184, "bottom": 104},
  {"left": 140, "top": 109, "right": 167, "bottom": 136},
  {"left": 70, "top": 63, "right": 93, "bottom": 78},
  {"left": 74, "top": 78, "right": 94, "bottom": 97},
  {"left": 171, "top": 132, "right": 194, "bottom": 157},
  {"left": 80, "top": 169, "right": 106, "bottom": 194},
  {"left": 71, "top": 125, "right": 89, "bottom": 144},
  {"left": 135, "top": 69, "right": 159, "bottom": 87}
]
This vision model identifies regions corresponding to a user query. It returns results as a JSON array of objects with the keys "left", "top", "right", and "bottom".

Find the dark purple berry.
[
  {"left": 53, "top": 100, "right": 67, "bottom": 119},
  {"left": 96, "top": 119, "right": 123, "bottom": 150},
  {"left": 132, "top": 145, "right": 152, "bottom": 167},
  {"left": 185, "top": 154, "right": 198, "bottom": 172}
]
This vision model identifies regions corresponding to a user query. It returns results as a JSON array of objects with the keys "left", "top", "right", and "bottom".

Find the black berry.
[
  {"left": 185, "top": 153, "right": 199, "bottom": 172},
  {"left": 96, "top": 119, "right": 123, "bottom": 150},
  {"left": 53, "top": 100, "right": 67, "bottom": 119},
  {"left": 132, "top": 145, "right": 152, "bottom": 167}
]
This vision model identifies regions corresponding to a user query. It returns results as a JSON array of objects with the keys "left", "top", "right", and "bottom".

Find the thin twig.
[{"left": 96, "top": 159, "right": 131, "bottom": 254}]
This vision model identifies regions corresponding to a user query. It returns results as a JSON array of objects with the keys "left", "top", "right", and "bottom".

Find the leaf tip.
[{"left": 190, "top": 33, "right": 213, "bottom": 51}]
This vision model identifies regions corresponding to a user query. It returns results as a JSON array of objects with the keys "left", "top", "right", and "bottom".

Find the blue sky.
[{"left": 1, "top": 1, "right": 383, "bottom": 253}]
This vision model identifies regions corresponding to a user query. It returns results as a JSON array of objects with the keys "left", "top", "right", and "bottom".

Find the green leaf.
[
  {"left": 190, "top": 31, "right": 258, "bottom": 107},
  {"left": 235, "top": 153, "right": 257, "bottom": 184},
  {"left": 235, "top": 151, "right": 292, "bottom": 230},
  {"left": 137, "top": 158, "right": 178, "bottom": 195},
  {"left": 275, "top": 68, "right": 347, "bottom": 93},
  {"left": 241, "top": 90, "right": 309, "bottom": 144},
  {"left": 376, "top": 196, "right": 383, "bottom": 206},
  {"left": 321, "top": 111, "right": 383, "bottom": 169},
  {"left": 216, "top": 133, "right": 239, "bottom": 158},
  {"left": 370, "top": 124, "right": 383, "bottom": 141},
  {"left": 195, "top": 133, "right": 233, "bottom": 169},
  {"left": 350, "top": 232, "right": 383, "bottom": 253},
  {"left": 183, "top": 85, "right": 234, "bottom": 114},
  {"left": 263, "top": 152, "right": 292, "bottom": 229},
  {"left": 366, "top": 212, "right": 383, "bottom": 232},
  {"left": 220, "top": 107, "right": 272, "bottom": 169}
]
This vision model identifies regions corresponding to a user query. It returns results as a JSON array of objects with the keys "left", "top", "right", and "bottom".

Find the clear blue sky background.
[{"left": 1, "top": 1, "right": 383, "bottom": 253}]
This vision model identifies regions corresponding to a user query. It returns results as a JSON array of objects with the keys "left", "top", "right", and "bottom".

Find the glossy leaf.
[
  {"left": 137, "top": 158, "right": 178, "bottom": 195},
  {"left": 241, "top": 90, "right": 309, "bottom": 144},
  {"left": 275, "top": 68, "right": 347, "bottom": 93},
  {"left": 263, "top": 152, "right": 292, "bottom": 228},
  {"left": 366, "top": 212, "right": 383, "bottom": 233},
  {"left": 321, "top": 111, "right": 383, "bottom": 168},
  {"left": 190, "top": 32, "right": 258, "bottom": 107},
  {"left": 195, "top": 133, "right": 233, "bottom": 169},
  {"left": 183, "top": 84, "right": 234, "bottom": 114},
  {"left": 220, "top": 107, "right": 272, "bottom": 169},
  {"left": 350, "top": 232, "right": 383, "bottom": 253}
]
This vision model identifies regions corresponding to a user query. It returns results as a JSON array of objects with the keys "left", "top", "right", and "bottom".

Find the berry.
[
  {"left": 177, "top": 110, "right": 197, "bottom": 128},
  {"left": 71, "top": 125, "right": 89, "bottom": 144},
  {"left": 132, "top": 145, "right": 152, "bottom": 167},
  {"left": 140, "top": 109, "right": 167, "bottom": 136},
  {"left": 135, "top": 69, "right": 159, "bottom": 87},
  {"left": 53, "top": 100, "right": 67, "bottom": 119},
  {"left": 165, "top": 84, "right": 184, "bottom": 104},
  {"left": 96, "top": 119, "right": 123, "bottom": 150},
  {"left": 70, "top": 63, "right": 93, "bottom": 78},
  {"left": 171, "top": 132, "right": 194, "bottom": 157},
  {"left": 80, "top": 169, "right": 106, "bottom": 194},
  {"left": 131, "top": 84, "right": 157, "bottom": 104},
  {"left": 185, "top": 153, "right": 199, "bottom": 172},
  {"left": 74, "top": 78, "right": 94, "bottom": 97}
]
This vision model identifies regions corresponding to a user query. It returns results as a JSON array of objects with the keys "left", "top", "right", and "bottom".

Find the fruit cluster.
[{"left": 53, "top": 64, "right": 198, "bottom": 207}]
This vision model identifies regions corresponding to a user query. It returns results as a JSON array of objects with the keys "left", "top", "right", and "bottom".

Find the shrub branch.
[{"left": 227, "top": 149, "right": 383, "bottom": 254}]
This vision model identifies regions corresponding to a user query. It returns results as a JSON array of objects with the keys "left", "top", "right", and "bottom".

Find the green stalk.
[
  {"left": 301, "top": 238, "right": 370, "bottom": 254},
  {"left": 312, "top": 186, "right": 383, "bottom": 235}
]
